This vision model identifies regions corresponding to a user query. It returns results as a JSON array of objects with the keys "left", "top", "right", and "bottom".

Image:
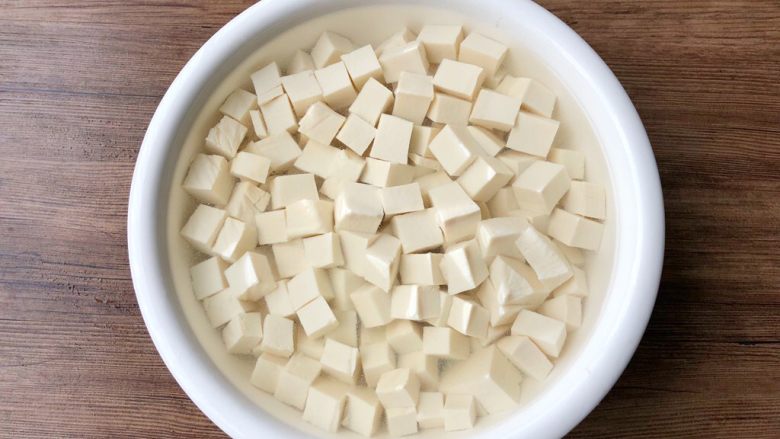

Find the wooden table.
[{"left": 1, "top": 1, "right": 778, "bottom": 437}]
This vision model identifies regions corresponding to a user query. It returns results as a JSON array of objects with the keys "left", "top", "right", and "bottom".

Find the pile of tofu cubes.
[{"left": 181, "top": 24, "right": 606, "bottom": 437}]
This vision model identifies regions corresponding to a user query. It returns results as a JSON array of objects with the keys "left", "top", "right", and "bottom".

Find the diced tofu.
[
  {"left": 181, "top": 204, "right": 227, "bottom": 254},
  {"left": 360, "top": 341, "right": 397, "bottom": 387},
  {"left": 319, "top": 338, "right": 362, "bottom": 384},
  {"left": 225, "top": 251, "right": 277, "bottom": 301},
  {"left": 212, "top": 217, "right": 257, "bottom": 263},
  {"left": 205, "top": 115, "right": 248, "bottom": 159},
  {"left": 375, "top": 27, "right": 416, "bottom": 57},
  {"left": 350, "top": 284, "right": 392, "bottom": 328},
  {"left": 259, "top": 93, "right": 298, "bottom": 135},
  {"left": 515, "top": 225, "right": 573, "bottom": 291},
  {"left": 190, "top": 256, "right": 228, "bottom": 300},
  {"left": 399, "top": 253, "right": 445, "bottom": 285},
  {"left": 417, "top": 24, "right": 463, "bottom": 63},
  {"left": 341, "top": 44, "right": 384, "bottom": 88},
  {"left": 415, "top": 170, "right": 452, "bottom": 206},
  {"left": 370, "top": 114, "right": 413, "bottom": 164},
  {"left": 422, "top": 326, "right": 469, "bottom": 360},
  {"left": 360, "top": 158, "right": 416, "bottom": 187},
  {"left": 376, "top": 368, "right": 420, "bottom": 408},
  {"left": 285, "top": 198, "right": 334, "bottom": 240},
  {"left": 547, "top": 208, "right": 604, "bottom": 251},
  {"left": 271, "top": 239, "right": 309, "bottom": 278},
  {"left": 219, "top": 89, "right": 257, "bottom": 125},
  {"left": 311, "top": 31, "right": 354, "bottom": 68},
  {"left": 512, "top": 160, "right": 571, "bottom": 214},
  {"left": 556, "top": 239, "right": 586, "bottom": 266},
  {"left": 386, "top": 407, "right": 418, "bottom": 437},
  {"left": 390, "top": 285, "right": 440, "bottom": 321},
  {"left": 255, "top": 210, "right": 287, "bottom": 245},
  {"left": 336, "top": 113, "right": 376, "bottom": 156},
  {"left": 548, "top": 147, "right": 586, "bottom": 181},
  {"left": 257, "top": 84, "right": 284, "bottom": 105},
  {"left": 248, "top": 109, "right": 268, "bottom": 139},
  {"left": 302, "top": 378, "right": 349, "bottom": 433},
  {"left": 511, "top": 310, "right": 567, "bottom": 358},
  {"left": 328, "top": 267, "right": 364, "bottom": 310},
  {"left": 339, "top": 230, "right": 377, "bottom": 278},
  {"left": 260, "top": 314, "right": 295, "bottom": 357},
  {"left": 444, "top": 394, "right": 477, "bottom": 431},
  {"left": 363, "top": 233, "right": 402, "bottom": 291},
  {"left": 425, "top": 290, "right": 453, "bottom": 327},
  {"left": 428, "top": 125, "right": 483, "bottom": 177},
  {"left": 392, "top": 72, "right": 434, "bottom": 124},
  {"left": 264, "top": 280, "right": 296, "bottom": 318},
  {"left": 222, "top": 312, "right": 263, "bottom": 355},
  {"left": 287, "top": 50, "right": 315, "bottom": 74},
  {"left": 417, "top": 391, "right": 445, "bottom": 429},
  {"left": 398, "top": 350, "right": 439, "bottom": 391},
  {"left": 269, "top": 173, "right": 319, "bottom": 209},
  {"left": 553, "top": 265, "right": 589, "bottom": 297},
  {"left": 497, "top": 335, "right": 553, "bottom": 381},
  {"left": 459, "top": 32, "right": 508, "bottom": 77},
  {"left": 294, "top": 140, "right": 340, "bottom": 178},
  {"left": 467, "top": 126, "right": 505, "bottom": 157},
  {"left": 230, "top": 151, "right": 271, "bottom": 184},
  {"left": 440, "top": 239, "right": 489, "bottom": 294},
  {"left": 244, "top": 131, "right": 301, "bottom": 172},
  {"left": 496, "top": 75, "right": 556, "bottom": 118},
  {"left": 489, "top": 255, "right": 547, "bottom": 306},
  {"left": 315, "top": 61, "right": 358, "bottom": 110},
  {"left": 297, "top": 296, "right": 339, "bottom": 338},
  {"left": 538, "top": 295, "right": 582, "bottom": 331},
  {"left": 349, "top": 77, "right": 394, "bottom": 126},
  {"left": 298, "top": 325, "right": 326, "bottom": 360},
  {"left": 279, "top": 69, "right": 322, "bottom": 117},
  {"left": 470, "top": 89, "right": 521, "bottom": 132},
  {"left": 427, "top": 93, "right": 472, "bottom": 125},
  {"left": 386, "top": 320, "right": 424, "bottom": 355},
  {"left": 381, "top": 182, "right": 424, "bottom": 217},
  {"left": 486, "top": 187, "right": 520, "bottom": 218},
  {"left": 202, "top": 286, "right": 256, "bottom": 328},
  {"left": 562, "top": 180, "right": 606, "bottom": 219},
  {"left": 456, "top": 154, "right": 514, "bottom": 202},
  {"left": 475, "top": 216, "right": 526, "bottom": 262},
  {"left": 303, "top": 232, "right": 344, "bottom": 269},
  {"left": 250, "top": 352, "right": 287, "bottom": 393},
  {"left": 274, "top": 353, "right": 322, "bottom": 409},
  {"left": 226, "top": 181, "right": 270, "bottom": 224},
  {"left": 287, "top": 267, "right": 335, "bottom": 311},
  {"left": 320, "top": 149, "right": 367, "bottom": 199},
  {"left": 390, "top": 209, "right": 443, "bottom": 254},
  {"left": 250, "top": 62, "right": 282, "bottom": 97},
  {"left": 497, "top": 149, "right": 539, "bottom": 176},
  {"left": 379, "top": 41, "right": 430, "bottom": 83},
  {"left": 447, "top": 295, "right": 490, "bottom": 338},
  {"left": 297, "top": 101, "right": 346, "bottom": 145},
  {"left": 329, "top": 309, "right": 359, "bottom": 347},
  {"left": 429, "top": 181, "right": 481, "bottom": 244},
  {"left": 476, "top": 279, "right": 522, "bottom": 328},
  {"left": 183, "top": 154, "right": 234, "bottom": 206},
  {"left": 409, "top": 125, "right": 440, "bottom": 157},
  {"left": 342, "top": 387, "right": 384, "bottom": 436},
  {"left": 334, "top": 182, "right": 384, "bottom": 234},
  {"left": 506, "top": 111, "right": 560, "bottom": 158},
  {"left": 433, "top": 59, "right": 485, "bottom": 101}
]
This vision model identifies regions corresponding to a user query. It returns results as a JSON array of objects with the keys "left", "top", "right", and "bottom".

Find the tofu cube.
[
  {"left": 489, "top": 255, "right": 547, "bottom": 306},
  {"left": 287, "top": 49, "right": 315, "bottom": 74},
  {"left": 219, "top": 89, "right": 257, "bottom": 126},
  {"left": 202, "top": 286, "right": 256, "bottom": 328},
  {"left": 399, "top": 253, "right": 445, "bottom": 285},
  {"left": 467, "top": 126, "right": 505, "bottom": 157},
  {"left": 226, "top": 181, "right": 270, "bottom": 224},
  {"left": 376, "top": 368, "right": 420, "bottom": 408},
  {"left": 183, "top": 154, "right": 234, "bottom": 206},
  {"left": 447, "top": 296, "right": 490, "bottom": 338},
  {"left": 248, "top": 109, "right": 268, "bottom": 139},
  {"left": 475, "top": 217, "right": 526, "bottom": 262},
  {"left": 392, "top": 72, "right": 434, "bottom": 124},
  {"left": 548, "top": 147, "right": 586, "bottom": 181},
  {"left": 409, "top": 125, "right": 440, "bottom": 157},
  {"left": 342, "top": 387, "right": 384, "bottom": 437},
  {"left": 225, "top": 251, "right": 277, "bottom": 301},
  {"left": 271, "top": 239, "right": 309, "bottom": 279},
  {"left": 512, "top": 160, "right": 571, "bottom": 214},
  {"left": 459, "top": 32, "right": 508, "bottom": 77},
  {"left": 496, "top": 75, "right": 557, "bottom": 118},
  {"left": 294, "top": 140, "right": 340, "bottom": 178},
  {"left": 457, "top": 154, "right": 514, "bottom": 202},
  {"left": 250, "top": 352, "right": 287, "bottom": 393},
  {"left": 244, "top": 131, "right": 301, "bottom": 172},
  {"left": 287, "top": 267, "right": 335, "bottom": 311},
  {"left": 385, "top": 320, "right": 423, "bottom": 355},
  {"left": 205, "top": 115, "right": 248, "bottom": 159},
  {"left": 279, "top": 69, "right": 322, "bottom": 117},
  {"left": 212, "top": 217, "right": 257, "bottom": 263},
  {"left": 302, "top": 378, "right": 349, "bottom": 433},
  {"left": 390, "top": 285, "right": 440, "bottom": 321},
  {"left": 360, "top": 341, "right": 397, "bottom": 387},
  {"left": 476, "top": 279, "right": 522, "bottom": 327},
  {"left": 334, "top": 182, "right": 384, "bottom": 234},
  {"left": 515, "top": 225, "right": 573, "bottom": 291},
  {"left": 190, "top": 256, "right": 228, "bottom": 300},
  {"left": 181, "top": 204, "right": 227, "bottom": 254},
  {"left": 349, "top": 77, "right": 394, "bottom": 126},
  {"left": 336, "top": 113, "right": 376, "bottom": 156},
  {"left": 311, "top": 31, "right": 353, "bottom": 68},
  {"left": 497, "top": 335, "right": 553, "bottom": 381},
  {"left": 443, "top": 394, "right": 477, "bottom": 431},
  {"left": 285, "top": 199, "right": 334, "bottom": 240},
  {"left": 363, "top": 233, "right": 402, "bottom": 292},
  {"left": 297, "top": 296, "right": 339, "bottom": 338},
  {"left": 427, "top": 92, "right": 472, "bottom": 125},
  {"left": 269, "top": 173, "right": 319, "bottom": 209},
  {"left": 470, "top": 89, "right": 521, "bottom": 132},
  {"left": 229, "top": 151, "right": 271, "bottom": 184},
  {"left": 417, "top": 24, "right": 464, "bottom": 63},
  {"left": 429, "top": 181, "right": 481, "bottom": 244},
  {"left": 257, "top": 84, "right": 284, "bottom": 105},
  {"left": 381, "top": 182, "right": 424, "bottom": 217},
  {"left": 433, "top": 59, "right": 485, "bottom": 101},
  {"left": 390, "top": 209, "right": 443, "bottom": 254},
  {"left": 562, "top": 180, "right": 606, "bottom": 219},
  {"left": 360, "top": 321, "right": 387, "bottom": 347},
  {"left": 339, "top": 230, "right": 377, "bottom": 278},
  {"left": 486, "top": 187, "right": 520, "bottom": 218},
  {"left": 506, "top": 111, "right": 560, "bottom": 158},
  {"left": 297, "top": 325, "right": 326, "bottom": 360},
  {"left": 255, "top": 210, "right": 287, "bottom": 245},
  {"left": 398, "top": 351, "right": 439, "bottom": 391},
  {"left": 360, "top": 158, "right": 416, "bottom": 187},
  {"left": 259, "top": 93, "right": 298, "bottom": 135},
  {"left": 497, "top": 149, "right": 539, "bottom": 176},
  {"left": 440, "top": 239, "right": 488, "bottom": 294},
  {"left": 439, "top": 345, "right": 522, "bottom": 414},
  {"left": 386, "top": 407, "right": 418, "bottom": 437},
  {"left": 379, "top": 41, "right": 430, "bottom": 83},
  {"left": 547, "top": 208, "right": 605, "bottom": 251},
  {"left": 415, "top": 170, "right": 452, "bottom": 206},
  {"left": 274, "top": 353, "right": 322, "bottom": 409},
  {"left": 250, "top": 62, "right": 282, "bottom": 97},
  {"left": 370, "top": 114, "right": 413, "bottom": 164},
  {"left": 375, "top": 27, "right": 416, "bottom": 56},
  {"left": 318, "top": 338, "right": 362, "bottom": 384},
  {"left": 556, "top": 239, "right": 586, "bottom": 266},
  {"left": 329, "top": 309, "right": 359, "bottom": 347},
  {"left": 328, "top": 267, "right": 365, "bottom": 310},
  {"left": 350, "top": 284, "right": 392, "bottom": 328},
  {"left": 315, "top": 61, "right": 358, "bottom": 110},
  {"left": 423, "top": 326, "right": 469, "bottom": 360},
  {"left": 302, "top": 232, "right": 344, "bottom": 269},
  {"left": 553, "top": 265, "right": 589, "bottom": 297},
  {"left": 222, "top": 312, "right": 263, "bottom": 355},
  {"left": 341, "top": 44, "right": 384, "bottom": 88},
  {"left": 260, "top": 314, "right": 295, "bottom": 357},
  {"left": 428, "top": 125, "right": 483, "bottom": 177},
  {"left": 297, "top": 101, "right": 346, "bottom": 145},
  {"left": 511, "top": 309, "right": 567, "bottom": 358},
  {"left": 264, "top": 280, "right": 296, "bottom": 318},
  {"left": 320, "top": 149, "right": 367, "bottom": 199},
  {"left": 538, "top": 295, "right": 582, "bottom": 331},
  {"left": 426, "top": 290, "right": 453, "bottom": 327},
  {"left": 417, "top": 391, "right": 445, "bottom": 429}
]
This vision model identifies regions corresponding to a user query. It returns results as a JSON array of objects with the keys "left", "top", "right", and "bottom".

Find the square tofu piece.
[
  {"left": 311, "top": 31, "right": 353, "bottom": 68},
  {"left": 349, "top": 78, "right": 394, "bottom": 126},
  {"left": 363, "top": 233, "right": 402, "bottom": 292},
  {"left": 279, "top": 70, "right": 323, "bottom": 117},
  {"left": 336, "top": 113, "right": 376, "bottom": 156},
  {"left": 538, "top": 295, "right": 582, "bottom": 331},
  {"left": 426, "top": 290, "right": 453, "bottom": 327},
  {"left": 219, "top": 89, "right": 257, "bottom": 126},
  {"left": 271, "top": 239, "right": 309, "bottom": 279},
  {"left": 230, "top": 151, "right": 271, "bottom": 184},
  {"left": 269, "top": 173, "right": 319, "bottom": 209},
  {"left": 329, "top": 268, "right": 364, "bottom": 310},
  {"left": 255, "top": 210, "right": 287, "bottom": 245},
  {"left": 457, "top": 154, "right": 514, "bottom": 202},
  {"left": 427, "top": 92, "right": 472, "bottom": 125},
  {"left": 260, "top": 314, "right": 295, "bottom": 357},
  {"left": 386, "top": 407, "right": 418, "bottom": 437},
  {"left": 320, "top": 149, "right": 367, "bottom": 199},
  {"left": 212, "top": 217, "right": 257, "bottom": 263},
  {"left": 205, "top": 115, "right": 248, "bottom": 159},
  {"left": 264, "top": 280, "right": 296, "bottom": 318},
  {"left": 489, "top": 255, "right": 546, "bottom": 306},
  {"left": 361, "top": 341, "right": 397, "bottom": 387},
  {"left": 475, "top": 217, "right": 526, "bottom": 262},
  {"left": 294, "top": 140, "right": 340, "bottom": 178},
  {"left": 410, "top": 125, "right": 441, "bottom": 157},
  {"left": 553, "top": 265, "right": 589, "bottom": 297},
  {"left": 190, "top": 256, "right": 228, "bottom": 300},
  {"left": 468, "top": 126, "right": 505, "bottom": 157},
  {"left": 515, "top": 225, "right": 573, "bottom": 291},
  {"left": 447, "top": 295, "right": 490, "bottom": 338},
  {"left": 226, "top": 181, "right": 270, "bottom": 224},
  {"left": 334, "top": 182, "right": 384, "bottom": 234},
  {"left": 360, "top": 158, "right": 416, "bottom": 187},
  {"left": 244, "top": 131, "right": 301, "bottom": 172},
  {"left": 511, "top": 309, "right": 567, "bottom": 358},
  {"left": 548, "top": 148, "right": 586, "bottom": 181},
  {"left": 250, "top": 352, "right": 287, "bottom": 393},
  {"left": 486, "top": 187, "right": 520, "bottom": 218},
  {"left": 375, "top": 27, "right": 416, "bottom": 56},
  {"left": 342, "top": 387, "right": 384, "bottom": 437},
  {"left": 370, "top": 114, "right": 413, "bottom": 164},
  {"left": 547, "top": 208, "right": 604, "bottom": 251},
  {"left": 439, "top": 345, "right": 522, "bottom": 414},
  {"left": 341, "top": 44, "right": 384, "bottom": 88},
  {"left": 428, "top": 125, "right": 483, "bottom": 177},
  {"left": 297, "top": 296, "right": 339, "bottom": 338},
  {"left": 506, "top": 111, "right": 560, "bottom": 158},
  {"left": 225, "top": 251, "right": 277, "bottom": 301},
  {"left": 303, "top": 232, "right": 344, "bottom": 269},
  {"left": 259, "top": 93, "right": 298, "bottom": 135},
  {"left": 429, "top": 182, "right": 481, "bottom": 244},
  {"left": 390, "top": 285, "right": 440, "bottom": 321},
  {"left": 320, "top": 338, "right": 362, "bottom": 384},
  {"left": 298, "top": 325, "right": 326, "bottom": 360},
  {"left": 386, "top": 320, "right": 423, "bottom": 355},
  {"left": 497, "top": 75, "right": 557, "bottom": 118},
  {"left": 222, "top": 312, "right": 263, "bottom": 355},
  {"left": 350, "top": 284, "right": 392, "bottom": 328},
  {"left": 248, "top": 109, "right": 268, "bottom": 139},
  {"left": 275, "top": 353, "right": 322, "bottom": 409},
  {"left": 287, "top": 50, "right": 315, "bottom": 74},
  {"left": 202, "top": 286, "right": 255, "bottom": 328},
  {"left": 417, "top": 392, "right": 445, "bottom": 429},
  {"left": 459, "top": 32, "right": 508, "bottom": 77},
  {"left": 339, "top": 230, "right": 377, "bottom": 278},
  {"left": 376, "top": 368, "right": 420, "bottom": 408},
  {"left": 476, "top": 280, "right": 522, "bottom": 327},
  {"left": 183, "top": 154, "right": 234, "bottom": 206},
  {"left": 181, "top": 204, "right": 227, "bottom": 254},
  {"left": 423, "top": 326, "right": 469, "bottom": 360},
  {"left": 297, "top": 101, "right": 346, "bottom": 145},
  {"left": 379, "top": 41, "right": 430, "bottom": 83},
  {"left": 497, "top": 335, "right": 553, "bottom": 381},
  {"left": 302, "top": 378, "right": 349, "bottom": 433},
  {"left": 563, "top": 181, "right": 606, "bottom": 219},
  {"left": 512, "top": 161, "right": 571, "bottom": 214},
  {"left": 417, "top": 24, "right": 464, "bottom": 63},
  {"left": 497, "top": 149, "right": 539, "bottom": 176},
  {"left": 390, "top": 209, "right": 443, "bottom": 254},
  {"left": 287, "top": 267, "right": 335, "bottom": 311},
  {"left": 398, "top": 351, "right": 439, "bottom": 392},
  {"left": 329, "top": 309, "right": 359, "bottom": 347},
  {"left": 392, "top": 72, "right": 434, "bottom": 125},
  {"left": 443, "top": 394, "right": 477, "bottom": 431},
  {"left": 381, "top": 182, "right": 424, "bottom": 216},
  {"left": 285, "top": 199, "right": 334, "bottom": 240},
  {"left": 433, "top": 59, "right": 485, "bottom": 101},
  {"left": 470, "top": 89, "right": 521, "bottom": 132},
  {"left": 416, "top": 170, "right": 452, "bottom": 205},
  {"left": 250, "top": 62, "right": 282, "bottom": 97},
  {"left": 315, "top": 61, "right": 358, "bottom": 110},
  {"left": 400, "top": 253, "right": 445, "bottom": 285}
]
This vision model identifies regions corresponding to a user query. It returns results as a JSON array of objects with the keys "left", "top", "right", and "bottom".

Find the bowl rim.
[{"left": 128, "top": 0, "right": 665, "bottom": 437}]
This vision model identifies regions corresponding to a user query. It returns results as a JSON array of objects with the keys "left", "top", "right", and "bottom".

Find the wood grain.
[{"left": 1, "top": 1, "right": 778, "bottom": 437}]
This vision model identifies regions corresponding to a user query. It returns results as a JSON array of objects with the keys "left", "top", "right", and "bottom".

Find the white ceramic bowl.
[{"left": 128, "top": 0, "right": 664, "bottom": 437}]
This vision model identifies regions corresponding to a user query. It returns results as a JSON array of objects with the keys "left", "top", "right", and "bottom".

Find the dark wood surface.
[{"left": 1, "top": 1, "right": 778, "bottom": 437}]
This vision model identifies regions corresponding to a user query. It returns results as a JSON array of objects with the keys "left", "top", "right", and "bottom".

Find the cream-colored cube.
[
  {"left": 342, "top": 386, "right": 384, "bottom": 436},
  {"left": 255, "top": 210, "right": 287, "bottom": 245},
  {"left": 264, "top": 280, "right": 296, "bottom": 318},
  {"left": 320, "top": 338, "right": 362, "bottom": 384},
  {"left": 489, "top": 255, "right": 547, "bottom": 306},
  {"left": 248, "top": 109, "right": 268, "bottom": 139},
  {"left": 375, "top": 27, "right": 416, "bottom": 56},
  {"left": 334, "top": 182, "right": 384, "bottom": 234},
  {"left": 339, "top": 231, "right": 377, "bottom": 278},
  {"left": 416, "top": 24, "right": 463, "bottom": 63},
  {"left": 229, "top": 151, "right": 271, "bottom": 184},
  {"left": 427, "top": 92, "right": 472, "bottom": 125},
  {"left": 244, "top": 131, "right": 302, "bottom": 172},
  {"left": 562, "top": 181, "right": 606, "bottom": 219},
  {"left": 360, "top": 158, "right": 416, "bottom": 187},
  {"left": 271, "top": 239, "right": 309, "bottom": 279},
  {"left": 297, "top": 296, "right": 339, "bottom": 338},
  {"left": 554, "top": 236, "right": 586, "bottom": 266},
  {"left": 426, "top": 290, "right": 453, "bottom": 327},
  {"left": 547, "top": 208, "right": 604, "bottom": 251},
  {"left": 294, "top": 140, "right": 340, "bottom": 178},
  {"left": 386, "top": 407, "right": 418, "bottom": 437},
  {"left": 433, "top": 59, "right": 484, "bottom": 101},
  {"left": 447, "top": 296, "right": 490, "bottom": 338},
  {"left": 320, "top": 149, "right": 367, "bottom": 199},
  {"left": 363, "top": 233, "right": 402, "bottom": 291},
  {"left": 381, "top": 182, "right": 424, "bottom": 217},
  {"left": 336, "top": 113, "right": 376, "bottom": 156},
  {"left": 205, "top": 115, "right": 248, "bottom": 159},
  {"left": 250, "top": 62, "right": 282, "bottom": 97},
  {"left": 470, "top": 89, "right": 521, "bottom": 132},
  {"left": 376, "top": 368, "right": 420, "bottom": 408},
  {"left": 548, "top": 147, "right": 585, "bottom": 180},
  {"left": 497, "top": 335, "right": 553, "bottom": 381},
  {"left": 260, "top": 314, "right": 295, "bottom": 357},
  {"left": 428, "top": 125, "right": 483, "bottom": 177},
  {"left": 390, "top": 209, "right": 444, "bottom": 254},
  {"left": 274, "top": 353, "right": 322, "bottom": 409},
  {"left": 476, "top": 280, "right": 522, "bottom": 327},
  {"left": 398, "top": 351, "right": 439, "bottom": 391},
  {"left": 303, "top": 232, "right": 344, "bottom": 269},
  {"left": 408, "top": 154, "right": 441, "bottom": 175},
  {"left": 341, "top": 44, "right": 384, "bottom": 89},
  {"left": 423, "top": 326, "right": 469, "bottom": 360},
  {"left": 302, "top": 378, "right": 349, "bottom": 433},
  {"left": 457, "top": 154, "right": 514, "bottom": 202},
  {"left": 285, "top": 199, "right": 334, "bottom": 240},
  {"left": 440, "top": 240, "right": 488, "bottom": 295},
  {"left": 553, "top": 265, "right": 589, "bottom": 297},
  {"left": 390, "top": 285, "right": 440, "bottom": 321},
  {"left": 515, "top": 225, "right": 573, "bottom": 291},
  {"left": 417, "top": 392, "right": 445, "bottom": 429},
  {"left": 409, "top": 125, "right": 440, "bottom": 157},
  {"left": 287, "top": 267, "right": 335, "bottom": 310},
  {"left": 220, "top": 89, "right": 257, "bottom": 125},
  {"left": 202, "top": 286, "right": 256, "bottom": 328},
  {"left": 349, "top": 77, "right": 394, "bottom": 126},
  {"left": 506, "top": 111, "right": 560, "bottom": 158},
  {"left": 475, "top": 217, "right": 526, "bottom": 262},
  {"left": 280, "top": 70, "right": 323, "bottom": 117},
  {"left": 386, "top": 320, "right": 423, "bottom": 355},
  {"left": 429, "top": 181, "right": 482, "bottom": 244},
  {"left": 379, "top": 41, "right": 429, "bottom": 83},
  {"left": 350, "top": 284, "right": 392, "bottom": 328},
  {"left": 190, "top": 256, "right": 228, "bottom": 300},
  {"left": 360, "top": 325, "right": 387, "bottom": 347},
  {"left": 287, "top": 50, "right": 315, "bottom": 74},
  {"left": 315, "top": 61, "right": 358, "bottom": 110},
  {"left": 486, "top": 187, "right": 520, "bottom": 218},
  {"left": 297, "top": 101, "right": 346, "bottom": 145},
  {"left": 183, "top": 154, "right": 234, "bottom": 206},
  {"left": 538, "top": 295, "right": 582, "bottom": 331},
  {"left": 226, "top": 181, "right": 270, "bottom": 224},
  {"left": 443, "top": 394, "right": 477, "bottom": 432},
  {"left": 467, "top": 125, "right": 505, "bottom": 157},
  {"left": 298, "top": 325, "right": 326, "bottom": 360},
  {"left": 311, "top": 31, "right": 354, "bottom": 68},
  {"left": 257, "top": 84, "right": 284, "bottom": 105},
  {"left": 250, "top": 352, "right": 287, "bottom": 393},
  {"left": 415, "top": 170, "right": 452, "bottom": 206},
  {"left": 439, "top": 345, "right": 522, "bottom": 414},
  {"left": 392, "top": 72, "right": 434, "bottom": 124},
  {"left": 328, "top": 268, "right": 364, "bottom": 310},
  {"left": 259, "top": 93, "right": 298, "bottom": 135},
  {"left": 213, "top": 217, "right": 257, "bottom": 263},
  {"left": 222, "top": 312, "right": 263, "bottom": 355},
  {"left": 512, "top": 161, "right": 571, "bottom": 214},
  {"left": 496, "top": 76, "right": 556, "bottom": 118},
  {"left": 329, "top": 309, "right": 359, "bottom": 347},
  {"left": 496, "top": 149, "right": 539, "bottom": 176},
  {"left": 459, "top": 32, "right": 508, "bottom": 77},
  {"left": 225, "top": 251, "right": 277, "bottom": 301},
  {"left": 511, "top": 309, "right": 567, "bottom": 358},
  {"left": 181, "top": 204, "right": 227, "bottom": 254},
  {"left": 399, "top": 253, "right": 445, "bottom": 285},
  {"left": 269, "top": 173, "right": 318, "bottom": 209},
  {"left": 361, "top": 341, "right": 396, "bottom": 387},
  {"left": 370, "top": 114, "right": 413, "bottom": 164}
]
